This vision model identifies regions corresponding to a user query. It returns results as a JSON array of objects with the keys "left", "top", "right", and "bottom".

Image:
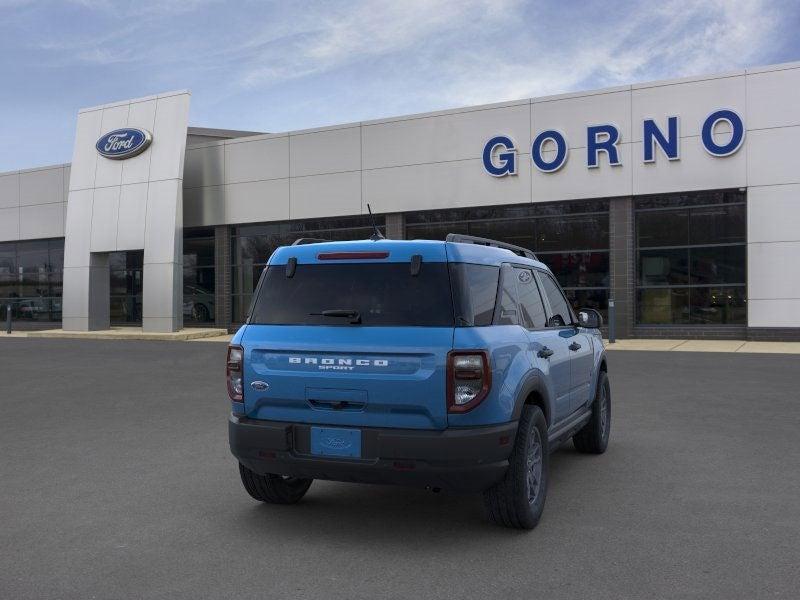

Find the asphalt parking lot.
[{"left": 1, "top": 339, "right": 798, "bottom": 600}]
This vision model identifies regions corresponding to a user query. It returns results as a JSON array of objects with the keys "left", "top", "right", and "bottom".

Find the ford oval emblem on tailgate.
[{"left": 250, "top": 381, "right": 269, "bottom": 391}]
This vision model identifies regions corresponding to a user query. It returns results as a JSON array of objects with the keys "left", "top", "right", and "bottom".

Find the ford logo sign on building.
[{"left": 95, "top": 128, "right": 152, "bottom": 160}]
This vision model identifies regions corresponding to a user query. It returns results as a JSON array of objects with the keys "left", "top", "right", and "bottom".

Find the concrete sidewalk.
[
  {"left": 604, "top": 338, "right": 800, "bottom": 354},
  {"left": 1, "top": 327, "right": 228, "bottom": 341}
]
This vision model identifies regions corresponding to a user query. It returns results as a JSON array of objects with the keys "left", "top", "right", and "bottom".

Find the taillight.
[
  {"left": 447, "top": 350, "right": 491, "bottom": 413},
  {"left": 227, "top": 345, "right": 244, "bottom": 401}
]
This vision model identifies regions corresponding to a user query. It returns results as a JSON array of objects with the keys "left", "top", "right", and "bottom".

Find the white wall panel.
[
  {"left": 364, "top": 158, "right": 531, "bottom": 213},
  {"left": 19, "top": 167, "right": 63, "bottom": 206},
  {"left": 69, "top": 109, "right": 103, "bottom": 191},
  {"left": 143, "top": 178, "right": 181, "bottom": 264},
  {"left": 19, "top": 202, "right": 64, "bottom": 240},
  {"left": 532, "top": 144, "right": 632, "bottom": 202},
  {"left": 94, "top": 104, "right": 129, "bottom": 189},
  {"left": 747, "top": 184, "right": 800, "bottom": 243},
  {"left": 121, "top": 99, "right": 157, "bottom": 185},
  {"left": 632, "top": 139, "right": 746, "bottom": 195},
  {"left": 149, "top": 93, "right": 191, "bottom": 182},
  {"left": 748, "top": 241, "right": 800, "bottom": 300},
  {"left": 748, "top": 299, "right": 800, "bottom": 327},
  {"left": 61, "top": 267, "right": 90, "bottom": 319},
  {"left": 290, "top": 127, "right": 360, "bottom": 177},
  {"left": 0, "top": 173, "right": 19, "bottom": 209},
  {"left": 534, "top": 90, "right": 631, "bottom": 147},
  {"left": 746, "top": 68, "right": 800, "bottom": 130},
  {"left": 0, "top": 207, "right": 19, "bottom": 240},
  {"left": 225, "top": 136, "right": 289, "bottom": 183},
  {"left": 290, "top": 171, "right": 361, "bottom": 219},
  {"left": 363, "top": 103, "right": 530, "bottom": 169},
  {"left": 89, "top": 186, "right": 120, "bottom": 252},
  {"left": 116, "top": 183, "right": 148, "bottom": 250},
  {"left": 225, "top": 178, "right": 289, "bottom": 224},
  {"left": 746, "top": 126, "right": 800, "bottom": 187},
  {"left": 63, "top": 189, "right": 93, "bottom": 268},
  {"left": 631, "top": 75, "right": 746, "bottom": 141}
]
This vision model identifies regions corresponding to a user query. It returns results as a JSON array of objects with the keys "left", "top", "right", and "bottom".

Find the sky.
[{"left": 0, "top": 0, "right": 798, "bottom": 171}]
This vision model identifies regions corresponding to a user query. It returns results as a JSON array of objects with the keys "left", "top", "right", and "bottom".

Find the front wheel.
[
  {"left": 573, "top": 371, "right": 611, "bottom": 454},
  {"left": 483, "top": 405, "right": 549, "bottom": 529},
  {"left": 238, "top": 463, "right": 312, "bottom": 504}
]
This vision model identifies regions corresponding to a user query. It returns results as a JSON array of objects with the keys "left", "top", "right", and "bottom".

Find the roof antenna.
[{"left": 366, "top": 203, "right": 384, "bottom": 241}]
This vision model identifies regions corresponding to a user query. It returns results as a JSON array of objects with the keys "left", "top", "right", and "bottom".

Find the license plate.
[{"left": 310, "top": 427, "right": 361, "bottom": 458}]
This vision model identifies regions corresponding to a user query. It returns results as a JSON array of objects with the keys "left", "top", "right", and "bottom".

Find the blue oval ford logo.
[
  {"left": 96, "top": 128, "right": 152, "bottom": 160},
  {"left": 323, "top": 437, "right": 351, "bottom": 450}
]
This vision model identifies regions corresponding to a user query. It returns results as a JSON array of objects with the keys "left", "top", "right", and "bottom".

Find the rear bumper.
[{"left": 229, "top": 414, "right": 517, "bottom": 492}]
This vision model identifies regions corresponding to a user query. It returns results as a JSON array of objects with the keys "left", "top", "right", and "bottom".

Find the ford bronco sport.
[{"left": 228, "top": 234, "right": 610, "bottom": 529}]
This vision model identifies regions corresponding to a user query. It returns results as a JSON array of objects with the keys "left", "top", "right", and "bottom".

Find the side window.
[
  {"left": 539, "top": 271, "right": 573, "bottom": 327},
  {"left": 514, "top": 267, "right": 547, "bottom": 329},
  {"left": 450, "top": 263, "right": 500, "bottom": 326},
  {"left": 494, "top": 264, "right": 518, "bottom": 325}
]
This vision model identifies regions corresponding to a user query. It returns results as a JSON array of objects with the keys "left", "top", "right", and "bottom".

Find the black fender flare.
[{"left": 511, "top": 371, "right": 554, "bottom": 426}]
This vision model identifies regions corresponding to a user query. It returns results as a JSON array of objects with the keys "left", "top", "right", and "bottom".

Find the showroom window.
[
  {"left": 231, "top": 215, "right": 386, "bottom": 323},
  {"left": 184, "top": 228, "right": 216, "bottom": 325},
  {"left": 109, "top": 251, "right": 144, "bottom": 325},
  {"left": 635, "top": 189, "right": 746, "bottom": 325},
  {"left": 0, "top": 238, "right": 64, "bottom": 323},
  {"left": 405, "top": 201, "right": 610, "bottom": 319}
]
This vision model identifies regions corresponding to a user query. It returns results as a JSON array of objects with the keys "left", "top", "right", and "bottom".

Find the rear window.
[{"left": 250, "top": 263, "right": 454, "bottom": 326}]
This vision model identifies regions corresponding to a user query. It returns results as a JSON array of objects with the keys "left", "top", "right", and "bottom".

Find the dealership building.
[{"left": 1, "top": 60, "right": 799, "bottom": 339}]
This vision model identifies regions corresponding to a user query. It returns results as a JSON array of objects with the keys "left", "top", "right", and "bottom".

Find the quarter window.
[
  {"left": 539, "top": 272, "right": 573, "bottom": 327},
  {"left": 514, "top": 267, "right": 547, "bottom": 329},
  {"left": 494, "top": 264, "right": 519, "bottom": 326}
]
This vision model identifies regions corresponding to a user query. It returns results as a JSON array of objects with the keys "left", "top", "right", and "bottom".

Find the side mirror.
[{"left": 577, "top": 308, "right": 603, "bottom": 329}]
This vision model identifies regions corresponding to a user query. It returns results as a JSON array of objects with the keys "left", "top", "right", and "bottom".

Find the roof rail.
[
  {"left": 291, "top": 238, "right": 330, "bottom": 246},
  {"left": 445, "top": 233, "right": 537, "bottom": 261}
]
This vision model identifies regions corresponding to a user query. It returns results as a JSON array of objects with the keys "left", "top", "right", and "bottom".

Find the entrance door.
[{"left": 109, "top": 251, "right": 143, "bottom": 325}]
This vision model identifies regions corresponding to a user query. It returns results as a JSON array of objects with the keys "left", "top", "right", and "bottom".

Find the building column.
[
  {"left": 214, "top": 225, "right": 232, "bottom": 331},
  {"left": 385, "top": 213, "right": 405, "bottom": 239},
  {"left": 608, "top": 197, "right": 634, "bottom": 339},
  {"left": 62, "top": 251, "right": 110, "bottom": 331}
]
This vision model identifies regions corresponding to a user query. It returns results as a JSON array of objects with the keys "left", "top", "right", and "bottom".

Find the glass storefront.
[
  {"left": 184, "top": 228, "right": 216, "bottom": 325},
  {"left": 635, "top": 190, "right": 746, "bottom": 325},
  {"left": 405, "top": 201, "right": 611, "bottom": 319},
  {"left": 0, "top": 191, "right": 749, "bottom": 334},
  {"left": 109, "top": 250, "right": 143, "bottom": 325},
  {"left": 231, "top": 215, "right": 386, "bottom": 323},
  {"left": 0, "top": 238, "right": 64, "bottom": 323}
]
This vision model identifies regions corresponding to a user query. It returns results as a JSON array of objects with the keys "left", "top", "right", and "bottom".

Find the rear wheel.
[
  {"left": 483, "top": 405, "right": 549, "bottom": 529},
  {"left": 573, "top": 371, "right": 611, "bottom": 454},
  {"left": 238, "top": 463, "right": 312, "bottom": 504}
]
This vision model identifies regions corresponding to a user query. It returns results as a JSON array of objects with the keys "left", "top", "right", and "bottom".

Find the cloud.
[{"left": 0, "top": 0, "right": 795, "bottom": 170}]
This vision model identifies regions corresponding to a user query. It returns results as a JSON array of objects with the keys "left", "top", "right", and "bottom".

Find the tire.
[
  {"left": 238, "top": 463, "right": 312, "bottom": 504},
  {"left": 573, "top": 371, "right": 611, "bottom": 454},
  {"left": 483, "top": 405, "right": 549, "bottom": 530}
]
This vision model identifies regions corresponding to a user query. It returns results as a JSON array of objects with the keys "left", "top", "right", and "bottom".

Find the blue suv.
[{"left": 228, "top": 234, "right": 610, "bottom": 529}]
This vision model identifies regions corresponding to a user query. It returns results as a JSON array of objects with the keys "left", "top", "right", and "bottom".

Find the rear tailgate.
[{"left": 242, "top": 325, "right": 452, "bottom": 430}]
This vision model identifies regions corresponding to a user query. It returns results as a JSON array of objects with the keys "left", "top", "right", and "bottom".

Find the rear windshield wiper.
[{"left": 310, "top": 309, "right": 362, "bottom": 324}]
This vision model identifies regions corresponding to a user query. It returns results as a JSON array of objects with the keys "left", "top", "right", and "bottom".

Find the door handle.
[
  {"left": 537, "top": 347, "right": 554, "bottom": 359},
  {"left": 568, "top": 342, "right": 582, "bottom": 352}
]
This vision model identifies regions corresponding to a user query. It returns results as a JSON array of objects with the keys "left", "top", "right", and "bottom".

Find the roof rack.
[
  {"left": 291, "top": 238, "right": 330, "bottom": 246},
  {"left": 445, "top": 233, "right": 537, "bottom": 261}
]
